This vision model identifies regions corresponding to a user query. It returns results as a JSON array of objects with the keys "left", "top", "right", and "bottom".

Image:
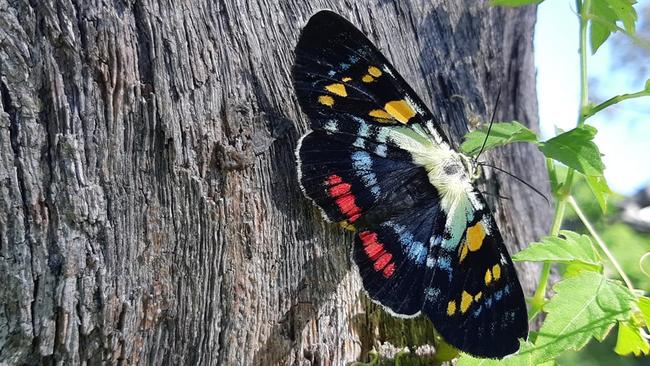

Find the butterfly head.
[{"left": 460, "top": 153, "right": 482, "bottom": 182}]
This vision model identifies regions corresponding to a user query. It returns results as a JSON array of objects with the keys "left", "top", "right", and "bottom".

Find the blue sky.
[{"left": 535, "top": 0, "right": 650, "bottom": 195}]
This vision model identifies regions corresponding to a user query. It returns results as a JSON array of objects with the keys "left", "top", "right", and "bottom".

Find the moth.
[{"left": 292, "top": 10, "right": 528, "bottom": 358}]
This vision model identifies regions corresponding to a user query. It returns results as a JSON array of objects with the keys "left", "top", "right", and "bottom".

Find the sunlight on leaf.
[
  {"left": 532, "top": 272, "right": 635, "bottom": 362},
  {"left": 585, "top": 174, "right": 612, "bottom": 214},
  {"left": 460, "top": 121, "right": 538, "bottom": 156},
  {"left": 614, "top": 321, "right": 649, "bottom": 356},
  {"left": 638, "top": 297, "right": 650, "bottom": 327},
  {"left": 458, "top": 272, "right": 635, "bottom": 365},
  {"left": 513, "top": 230, "right": 601, "bottom": 269},
  {"left": 589, "top": 0, "right": 638, "bottom": 54},
  {"left": 538, "top": 125, "right": 605, "bottom": 177}
]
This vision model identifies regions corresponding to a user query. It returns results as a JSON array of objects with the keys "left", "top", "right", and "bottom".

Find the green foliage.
[
  {"left": 585, "top": 174, "right": 612, "bottom": 213},
  {"left": 638, "top": 297, "right": 650, "bottom": 326},
  {"left": 531, "top": 272, "right": 635, "bottom": 362},
  {"left": 360, "top": 1, "right": 648, "bottom": 364},
  {"left": 460, "top": 121, "right": 538, "bottom": 155},
  {"left": 458, "top": 272, "right": 636, "bottom": 366},
  {"left": 538, "top": 126, "right": 605, "bottom": 177},
  {"left": 453, "top": 1, "right": 650, "bottom": 365},
  {"left": 513, "top": 230, "right": 601, "bottom": 269},
  {"left": 589, "top": 0, "right": 638, "bottom": 53},
  {"left": 599, "top": 223, "right": 650, "bottom": 291},
  {"left": 615, "top": 321, "right": 650, "bottom": 356}
]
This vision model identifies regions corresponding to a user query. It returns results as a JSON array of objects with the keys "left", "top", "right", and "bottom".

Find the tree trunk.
[{"left": 0, "top": 0, "right": 550, "bottom": 364}]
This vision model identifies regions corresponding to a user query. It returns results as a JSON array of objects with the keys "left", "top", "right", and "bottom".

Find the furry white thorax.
[{"left": 386, "top": 125, "right": 486, "bottom": 248}]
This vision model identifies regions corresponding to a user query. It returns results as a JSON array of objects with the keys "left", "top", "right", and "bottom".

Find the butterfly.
[{"left": 292, "top": 10, "right": 528, "bottom": 359}]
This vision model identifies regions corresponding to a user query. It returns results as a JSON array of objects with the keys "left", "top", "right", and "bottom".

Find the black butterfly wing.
[
  {"left": 298, "top": 126, "right": 439, "bottom": 316},
  {"left": 421, "top": 198, "right": 528, "bottom": 358},
  {"left": 294, "top": 10, "right": 447, "bottom": 316},
  {"left": 293, "top": 10, "right": 528, "bottom": 358},
  {"left": 293, "top": 10, "right": 448, "bottom": 144}
]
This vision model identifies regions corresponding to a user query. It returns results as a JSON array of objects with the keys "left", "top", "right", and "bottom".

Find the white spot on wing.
[
  {"left": 357, "top": 120, "right": 370, "bottom": 137},
  {"left": 352, "top": 151, "right": 379, "bottom": 198},
  {"left": 324, "top": 120, "right": 338, "bottom": 132},
  {"left": 353, "top": 137, "right": 365, "bottom": 149},
  {"left": 382, "top": 64, "right": 395, "bottom": 77},
  {"left": 375, "top": 144, "right": 387, "bottom": 157}
]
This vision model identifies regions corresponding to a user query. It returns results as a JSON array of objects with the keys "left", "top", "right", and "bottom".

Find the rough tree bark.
[{"left": 0, "top": 0, "right": 551, "bottom": 364}]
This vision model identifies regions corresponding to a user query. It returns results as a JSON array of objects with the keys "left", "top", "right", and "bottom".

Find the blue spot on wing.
[{"left": 391, "top": 223, "right": 427, "bottom": 264}]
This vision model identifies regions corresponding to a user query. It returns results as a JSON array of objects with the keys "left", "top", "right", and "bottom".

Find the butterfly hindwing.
[
  {"left": 422, "top": 205, "right": 528, "bottom": 358},
  {"left": 352, "top": 186, "right": 446, "bottom": 316},
  {"left": 298, "top": 126, "right": 424, "bottom": 226}
]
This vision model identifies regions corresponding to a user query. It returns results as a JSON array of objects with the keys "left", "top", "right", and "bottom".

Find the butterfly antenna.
[
  {"left": 477, "top": 162, "right": 550, "bottom": 205},
  {"left": 473, "top": 88, "right": 502, "bottom": 167},
  {"left": 480, "top": 191, "right": 512, "bottom": 201}
]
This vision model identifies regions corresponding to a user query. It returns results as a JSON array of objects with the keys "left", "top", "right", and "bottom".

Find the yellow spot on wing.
[
  {"left": 466, "top": 222, "right": 486, "bottom": 251},
  {"left": 460, "top": 291, "right": 473, "bottom": 313},
  {"left": 369, "top": 109, "right": 392, "bottom": 120},
  {"left": 384, "top": 100, "right": 416, "bottom": 124},
  {"left": 318, "top": 95, "right": 334, "bottom": 107},
  {"left": 362, "top": 74, "right": 374, "bottom": 83},
  {"left": 447, "top": 300, "right": 456, "bottom": 316},
  {"left": 485, "top": 268, "right": 492, "bottom": 285},
  {"left": 492, "top": 264, "right": 501, "bottom": 280},
  {"left": 340, "top": 220, "right": 355, "bottom": 231},
  {"left": 342, "top": 77, "right": 352, "bottom": 82},
  {"left": 368, "top": 66, "right": 382, "bottom": 77},
  {"left": 325, "top": 83, "right": 347, "bottom": 97},
  {"left": 474, "top": 292, "right": 483, "bottom": 301},
  {"left": 459, "top": 243, "right": 469, "bottom": 263}
]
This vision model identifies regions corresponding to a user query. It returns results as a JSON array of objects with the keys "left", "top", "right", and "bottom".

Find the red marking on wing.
[
  {"left": 360, "top": 231, "right": 396, "bottom": 276},
  {"left": 360, "top": 231, "right": 377, "bottom": 243},
  {"left": 335, "top": 195, "right": 361, "bottom": 215},
  {"left": 326, "top": 175, "right": 363, "bottom": 222},
  {"left": 382, "top": 263, "right": 396, "bottom": 278},
  {"left": 328, "top": 183, "right": 351, "bottom": 197},
  {"left": 327, "top": 174, "right": 343, "bottom": 185},
  {"left": 374, "top": 253, "right": 393, "bottom": 271},
  {"left": 361, "top": 231, "right": 384, "bottom": 259},
  {"left": 364, "top": 242, "right": 384, "bottom": 260}
]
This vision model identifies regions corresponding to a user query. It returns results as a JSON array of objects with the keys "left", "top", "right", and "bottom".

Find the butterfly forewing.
[{"left": 293, "top": 10, "right": 528, "bottom": 359}]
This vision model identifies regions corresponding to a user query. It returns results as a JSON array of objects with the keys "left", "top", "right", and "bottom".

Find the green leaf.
[
  {"left": 538, "top": 125, "right": 605, "bottom": 176},
  {"left": 645, "top": 78, "right": 650, "bottom": 91},
  {"left": 614, "top": 321, "right": 650, "bottom": 356},
  {"left": 606, "top": 0, "right": 638, "bottom": 33},
  {"left": 460, "top": 121, "right": 538, "bottom": 156},
  {"left": 639, "top": 297, "right": 650, "bottom": 326},
  {"left": 490, "top": 0, "right": 543, "bottom": 6},
  {"left": 531, "top": 271, "right": 635, "bottom": 363},
  {"left": 585, "top": 174, "right": 612, "bottom": 213},
  {"left": 513, "top": 230, "right": 600, "bottom": 267},
  {"left": 564, "top": 261, "right": 602, "bottom": 277},
  {"left": 458, "top": 272, "right": 635, "bottom": 365},
  {"left": 456, "top": 341, "right": 537, "bottom": 366},
  {"left": 590, "top": 0, "right": 619, "bottom": 53},
  {"left": 589, "top": 0, "right": 638, "bottom": 53}
]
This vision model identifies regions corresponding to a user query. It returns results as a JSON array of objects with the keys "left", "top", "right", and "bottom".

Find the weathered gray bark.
[{"left": 0, "top": 0, "right": 550, "bottom": 364}]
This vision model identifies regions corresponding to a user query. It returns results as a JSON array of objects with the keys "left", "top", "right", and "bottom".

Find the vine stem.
[
  {"left": 530, "top": 197, "right": 567, "bottom": 318},
  {"left": 530, "top": 0, "right": 590, "bottom": 318},
  {"left": 567, "top": 196, "right": 635, "bottom": 292},
  {"left": 577, "top": 0, "right": 591, "bottom": 126},
  {"left": 584, "top": 89, "right": 650, "bottom": 119}
]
